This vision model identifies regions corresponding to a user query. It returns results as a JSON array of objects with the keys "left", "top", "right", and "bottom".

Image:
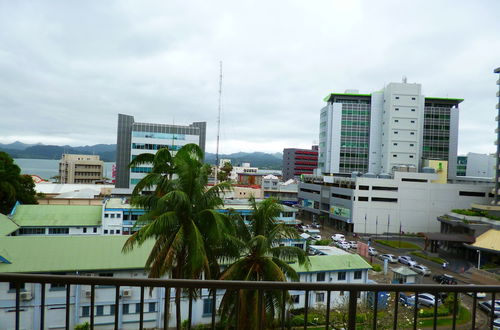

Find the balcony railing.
[{"left": 0, "top": 273, "right": 499, "bottom": 330}]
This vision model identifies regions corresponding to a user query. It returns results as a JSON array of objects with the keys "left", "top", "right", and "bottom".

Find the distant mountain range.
[{"left": 0, "top": 142, "right": 283, "bottom": 169}]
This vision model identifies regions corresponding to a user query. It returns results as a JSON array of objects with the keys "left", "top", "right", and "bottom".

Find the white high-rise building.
[{"left": 318, "top": 81, "right": 461, "bottom": 178}]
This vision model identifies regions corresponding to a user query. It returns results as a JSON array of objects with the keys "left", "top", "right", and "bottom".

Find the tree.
[
  {"left": 0, "top": 152, "right": 37, "bottom": 214},
  {"left": 122, "top": 144, "right": 239, "bottom": 329},
  {"left": 217, "top": 161, "right": 233, "bottom": 182},
  {"left": 219, "top": 197, "right": 309, "bottom": 329}
]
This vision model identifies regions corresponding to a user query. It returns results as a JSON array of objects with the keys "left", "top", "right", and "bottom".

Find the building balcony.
[{"left": 1, "top": 273, "right": 499, "bottom": 329}]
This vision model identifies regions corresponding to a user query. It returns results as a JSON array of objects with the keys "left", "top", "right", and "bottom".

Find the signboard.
[
  {"left": 358, "top": 242, "right": 369, "bottom": 258},
  {"left": 329, "top": 205, "right": 351, "bottom": 218}
]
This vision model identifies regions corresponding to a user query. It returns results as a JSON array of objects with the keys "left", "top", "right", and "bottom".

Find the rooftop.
[
  {"left": 12, "top": 204, "right": 102, "bottom": 227},
  {"left": 468, "top": 229, "right": 500, "bottom": 253},
  {"left": 0, "top": 235, "right": 153, "bottom": 273},
  {"left": 291, "top": 254, "right": 371, "bottom": 273},
  {"left": 0, "top": 213, "right": 18, "bottom": 236}
]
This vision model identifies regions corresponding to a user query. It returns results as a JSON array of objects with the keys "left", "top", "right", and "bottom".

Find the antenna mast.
[{"left": 215, "top": 61, "right": 223, "bottom": 184}]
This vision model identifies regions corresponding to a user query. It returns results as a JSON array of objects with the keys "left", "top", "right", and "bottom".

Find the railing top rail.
[{"left": 1, "top": 273, "right": 499, "bottom": 293}]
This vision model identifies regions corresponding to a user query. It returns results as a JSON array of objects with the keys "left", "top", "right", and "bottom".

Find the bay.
[{"left": 14, "top": 158, "right": 115, "bottom": 181}]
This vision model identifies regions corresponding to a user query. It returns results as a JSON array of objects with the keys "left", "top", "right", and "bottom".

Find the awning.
[{"left": 422, "top": 232, "right": 475, "bottom": 244}]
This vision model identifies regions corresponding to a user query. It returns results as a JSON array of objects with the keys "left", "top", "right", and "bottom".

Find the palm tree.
[
  {"left": 122, "top": 144, "right": 238, "bottom": 328},
  {"left": 219, "top": 197, "right": 309, "bottom": 329}
]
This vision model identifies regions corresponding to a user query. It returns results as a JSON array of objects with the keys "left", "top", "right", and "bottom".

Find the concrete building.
[
  {"left": 115, "top": 114, "right": 206, "bottom": 190},
  {"left": 282, "top": 146, "right": 319, "bottom": 181},
  {"left": 298, "top": 171, "right": 493, "bottom": 234},
  {"left": 261, "top": 175, "right": 299, "bottom": 205},
  {"left": 0, "top": 235, "right": 370, "bottom": 329},
  {"left": 456, "top": 152, "right": 496, "bottom": 178},
  {"left": 59, "top": 154, "right": 104, "bottom": 184},
  {"left": 318, "top": 81, "right": 461, "bottom": 179}
]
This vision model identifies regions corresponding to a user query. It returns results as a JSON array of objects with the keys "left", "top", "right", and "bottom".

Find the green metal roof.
[
  {"left": 291, "top": 254, "right": 372, "bottom": 273},
  {"left": 12, "top": 205, "right": 102, "bottom": 227},
  {"left": 0, "top": 213, "right": 18, "bottom": 236},
  {"left": 425, "top": 97, "right": 464, "bottom": 103},
  {"left": 0, "top": 236, "right": 153, "bottom": 273},
  {"left": 323, "top": 93, "right": 371, "bottom": 102}
]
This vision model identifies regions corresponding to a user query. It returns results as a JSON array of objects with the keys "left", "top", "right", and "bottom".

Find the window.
[
  {"left": 104, "top": 230, "right": 108, "bottom": 234},
  {"left": 82, "top": 306, "right": 90, "bottom": 317},
  {"left": 316, "top": 273, "right": 326, "bottom": 282},
  {"left": 203, "top": 299, "right": 213, "bottom": 316},
  {"left": 395, "top": 96, "right": 399, "bottom": 99},
  {"left": 402, "top": 178, "right": 427, "bottom": 183},
  {"left": 110, "top": 305, "right": 115, "bottom": 315},
  {"left": 393, "top": 155, "right": 397, "bottom": 158},
  {"left": 395, "top": 108, "right": 399, "bottom": 111},
  {"left": 83, "top": 228, "right": 87, "bottom": 233},
  {"left": 291, "top": 295, "right": 300, "bottom": 303},
  {"left": 411, "top": 120, "right": 415, "bottom": 123},
  {"left": 371, "top": 197, "right": 398, "bottom": 203},
  {"left": 372, "top": 186, "right": 398, "bottom": 191},
  {"left": 459, "top": 191, "right": 486, "bottom": 197},
  {"left": 410, "top": 143, "right": 414, "bottom": 147},
  {"left": 123, "top": 304, "right": 130, "bottom": 314},
  {"left": 316, "top": 292, "right": 325, "bottom": 303},
  {"left": 9, "top": 282, "right": 25, "bottom": 291},
  {"left": 412, "top": 97, "right": 416, "bottom": 100},
  {"left": 394, "top": 131, "right": 398, "bottom": 134},
  {"left": 410, "top": 132, "right": 415, "bottom": 135},
  {"left": 409, "top": 155, "right": 414, "bottom": 158},
  {"left": 116, "top": 230, "right": 121, "bottom": 234},
  {"left": 104, "top": 214, "right": 109, "bottom": 218},
  {"left": 358, "top": 196, "right": 369, "bottom": 201},
  {"left": 393, "top": 143, "right": 398, "bottom": 146},
  {"left": 93, "top": 228, "right": 97, "bottom": 233},
  {"left": 359, "top": 185, "right": 369, "bottom": 190},
  {"left": 411, "top": 109, "right": 415, "bottom": 112},
  {"left": 96, "top": 305, "right": 104, "bottom": 316},
  {"left": 110, "top": 214, "right": 115, "bottom": 219},
  {"left": 136, "top": 303, "right": 142, "bottom": 314},
  {"left": 395, "top": 120, "right": 399, "bottom": 123},
  {"left": 338, "top": 272, "right": 346, "bottom": 281},
  {"left": 110, "top": 230, "right": 114, "bottom": 234},
  {"left": 354, "top": 271, "right": 362, "bottom": 280},
  {"left": 98, "top": 273, "right": 113, "bottom": 277},
  {"left": 116, "top": 214, "right": 121, "bottom": 218},
  {"left": 148, "top": 302, "right": 156, "bottom": 313},
  {"left": 48, "top": 228, "right": 69, "bottom": 235},
  {"left": 340, "top": 291, "right": 344, "bottom": 296}
]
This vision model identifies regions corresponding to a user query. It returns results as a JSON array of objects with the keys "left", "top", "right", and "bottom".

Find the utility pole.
[
  {"left": 215, "top": 61, "right": 222, "bottom": 184},
  {"left": 387, "top": 214, "right": 390, "bottom": 241}
]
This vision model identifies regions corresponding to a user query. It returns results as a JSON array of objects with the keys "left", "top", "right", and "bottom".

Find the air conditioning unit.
[
  {"left": 122, "top": 289, "right": 132, "bottom": 297},
  {"left": 20, "top": 292, "right": 32, "bottom": 301},
  {"left": 83, "top": 290, "right": 92, "bottom": 298}
]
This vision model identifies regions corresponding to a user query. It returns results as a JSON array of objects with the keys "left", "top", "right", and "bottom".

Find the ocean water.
[{"left": 14, "top": 158, "right": 115, "bottom": 181}]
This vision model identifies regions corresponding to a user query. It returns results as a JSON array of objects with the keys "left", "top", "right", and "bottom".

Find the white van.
[{"left": 331, "top": 234, "right": 345, "bottom": 242}]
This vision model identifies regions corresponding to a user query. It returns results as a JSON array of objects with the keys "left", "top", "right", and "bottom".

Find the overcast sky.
[{"left": 0, "top": 1, "right": 499, "bottom": 155}]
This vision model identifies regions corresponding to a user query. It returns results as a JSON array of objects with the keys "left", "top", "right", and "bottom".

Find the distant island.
[{"left": 0, "top": 142, "right": 283, "bottom": 170}]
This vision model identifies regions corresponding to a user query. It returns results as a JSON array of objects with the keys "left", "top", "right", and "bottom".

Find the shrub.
[
  {"left": 411, "top": 251, "right": 446, "bottom": 264},
  {"left": 372, "top": 264, "right": 382, "bottom": 272},
  {"left": 375, "top": 240, "right": 420, "bottom": 250},
  {"left": 75, "top": 323, "right": 90, "bottom": 330},
  {"left": 314, "top": 239, "right": 331, "bottom": 246}
]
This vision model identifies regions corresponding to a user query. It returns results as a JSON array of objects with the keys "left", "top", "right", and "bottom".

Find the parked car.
[
  {"left": 379, "top": 254, "right": 398, "bottom": 263},
  {"left": 465, "top": 286, "right": 486, "bottom": 299},
  {"left": 493, "top": 318, "right": 500, "bottom": 329},
  {"left": 311, "top": 222, "right": 321, "bottom": 229},
  {"left": 411, "top": 264, "right": 431, "bottom": 276},
  {"left": 331, "top": 234, "right": 345, "bottom": 242},
  {"left": 478, "top": 300, "right": 500, "bottom": 317},
  {"left": 398, "top": 256, "right": 417, "bottom": 267},
  {"left": 368, "top": 247, "right": 378, "bottom": 256},
  {"left": 406, "top": 293, "right": 441, "bottom": 307},
  {"left": 311, "top": 234, "right": 322, "bottom": 241},
  {"left": 348, "top": 241, "right": 358, "bottom": 249},
  {"left": 432, "top": 274, "right": 457, "bottom": 285},
  {"left": 339, "top": 241, "right": 351, "bottom": 250}
]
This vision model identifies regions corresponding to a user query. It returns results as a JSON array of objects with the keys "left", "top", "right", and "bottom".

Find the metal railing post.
[{"left": 347, "top": 290, "right": 357, "bottom": 330}]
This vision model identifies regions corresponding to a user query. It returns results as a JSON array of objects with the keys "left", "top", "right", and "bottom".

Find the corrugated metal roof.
[
  {"left": 12, "top": 205, "right": 102, "bottom": 227},
  {"left": 0, "top": 236, "right": 152, "bottom": 273},
  {"left": 291, "top": 254, "right": 371, "bottom": 273},
  {"left": 0, "top": 213, "right": 18, "bottom": 236},
  {"left": 470, "top": 229, "right": 500, "bottom": 252}
]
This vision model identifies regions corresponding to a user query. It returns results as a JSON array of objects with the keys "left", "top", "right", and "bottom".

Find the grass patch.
[
  {"left": 375, "top": 240, "right": 420, "bottom": 250},
  {"left": 411, "top": 251, "right": 446, "bottom": 264}
]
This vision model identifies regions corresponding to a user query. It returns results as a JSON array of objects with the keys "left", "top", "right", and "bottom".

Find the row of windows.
[
  {"left": 394, "top": 96, "right": 417, "bottom": 101},
  {"left": 18, "top": 228, "right": 46, "bottom": 235},
  {"left": 341, "top": 142, "right": 369, "bottom": 148},
  {"left": 424, "top": 124, "right": 450, "bottom": 130},
  {"left": 394, "top": 108, "right": 416, "bottom": 112},
  {"left": 132, "top": 131, "right": 186, "bottom": 140},
  {"left": 131, "top": 167, "right": 153, "bottom": 173},
  {"left": 358, "top": 185, "right": 398, "bottom": 191},
  {"left": 104, "top": 213, "right": 121, "bottom": 219},
  {"left": 103, "top": 229, "right": 121, "bottom": 234},
  {"left": 132, "top": 143, "right": 181, "bottom": 151},
  {"left": 316, "top": 271, "right": 362, "bottom": 281},
  {"left": 393, "top": 131, "right": 415, "bottom": 136},
  {"left": 340, "top": 152, "right": 368, "bottom": 158},
  {"left": 341, "top": 120, "right": 369, "bottom": 126},
  {"left": 82, "top": 302, "right": 156, "bottom": 317},
  {"left": 339, "top": 163, "right": 368, "bottom": 169},
  {"left": 423, "top": 135, "right": 449, "bottom": 141},
  {"left": 332, "top": 193, "right": 351, "bottom": 200},
  {"left": 424, "top": 114, "right": 450, "bottom": 119},
  {"left": 341, "top": 131, "right": 369, "bottom": 137},
  {"left": 358, "top": 197, "right": 398, "bottom": 203},
  {"left": 422, "top": 146, "right": 449, "bottom": 152},
  {"left": 342, "top": 110, "right": 370, "bottom": 115},
  {"left": 49, "top": 228, "right": 69, "bottom": 235},
  {"left": 130, "top": 179, "right": 141, "bottom": 185},
  {"left": 392, "top": 154, "right": 415, "bottom": 159}
]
